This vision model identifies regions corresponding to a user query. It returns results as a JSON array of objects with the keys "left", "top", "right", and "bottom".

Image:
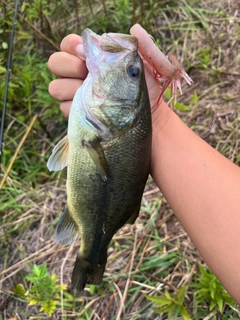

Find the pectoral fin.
[
  {"left": 55, "top": 205, "right": 78, "bottom": 246},
  {"left": 47, "top": 135, "right": 69, "bottom": 171},
  {"left": 83, "top": 138, "right": 108, "bottom": 181}
]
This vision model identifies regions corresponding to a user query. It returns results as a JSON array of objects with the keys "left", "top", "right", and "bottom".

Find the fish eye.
[{"left": 127, "top": 65, "right": 141, "bottom": 80}]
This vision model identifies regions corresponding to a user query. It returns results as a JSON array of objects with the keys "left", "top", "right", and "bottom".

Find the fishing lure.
[{"left": 130, "top": 24, "right": 193, "bottom": 106}]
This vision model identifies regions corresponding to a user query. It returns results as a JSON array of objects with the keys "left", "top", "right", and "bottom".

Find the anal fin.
[{"left": 55, "top": 205, "right": 78, "bottom": 246}]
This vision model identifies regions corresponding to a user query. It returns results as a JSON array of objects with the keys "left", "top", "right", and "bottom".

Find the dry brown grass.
[{"left": 1, "top": 0, "right": 240, "bottom": 319}]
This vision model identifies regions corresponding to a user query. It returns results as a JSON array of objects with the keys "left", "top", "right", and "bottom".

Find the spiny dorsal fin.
[
  {"left": 47, "top": 135, "right": 69, "bottom": 171},
  {"left": 55, "top": 205, "right": 78, "bottom": 246}
]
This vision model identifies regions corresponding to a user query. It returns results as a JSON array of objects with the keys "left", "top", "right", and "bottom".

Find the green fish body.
[{"left": 47, "top": 29, "right": 152, "bottom": 291}]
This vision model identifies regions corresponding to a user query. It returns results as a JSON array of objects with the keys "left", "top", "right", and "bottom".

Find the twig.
[
  {"left": 60, "top": 244, "right": 75, "bottom": 320},
  {"left": 115, "top": 231, "right": 138, "bottom": 320},
  {"left": 131, "top": 281, "right": 162, "bottom": 292},
  {"left": 100, "top": 224, "right": 154, "bottom": 319},
  {"left": 77, "top": 296, "right": 103, "bottom": 318},
  {"left": 113, "top": 282, "right": 124, "bottom": 314},
  {"left": 101, "top": 0, "right": 107, "bottom": 16},
  {"left": 0, "top": 242, "right": 76, "bottom": 278},
  {"left": 131, "top": 0, "right": 136, "bottom": 25},
  {"left": 0, "top": 115, "right": 38, "bottom": 189},
  {"left": 143, "top": 272, "right": 177, "bottom": 292},
  {"left": 143, "top": 187, "right": 160, "bottom": 197},
  {"left": 0, "top": 0, "right": 60, "bottom": 50}
]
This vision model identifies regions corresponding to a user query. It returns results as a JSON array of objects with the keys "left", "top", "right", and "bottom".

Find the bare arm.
[
  {"left": 48, "top": 33, "right": 240, "bottom": 304},
  {"left": 152, "top": 102, "right": 240, "bottom": 303}
]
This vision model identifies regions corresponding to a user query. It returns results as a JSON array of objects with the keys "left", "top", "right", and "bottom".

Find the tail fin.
[{"left": 71, "top": 253, "right": 107, "bottom": 291}]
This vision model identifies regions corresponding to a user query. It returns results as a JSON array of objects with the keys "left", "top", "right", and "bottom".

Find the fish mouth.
[
  {"left": 82, "top": 28, "right": 138, "bottom": 62},
  {"left": 105, "top": 33, "right": 138, "bottom": 51},
  {"left": 82, "top": 28, "right": 139, "bottom": 101},
  {"left": 82, "top": 29, "right": 102, "bottom": 64}
]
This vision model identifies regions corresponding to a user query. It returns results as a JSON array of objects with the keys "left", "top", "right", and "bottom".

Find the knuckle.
[
  {"left": 48, "top": 53, "right": 59, "bottom": 72},
  {"left": 60, "top": 102, "right": 70, "bottom": 118},
  {"left": 60, "top": 34, "right": 82, "bottom": 53},
  {"left": 48, "top": 81, "right": 60, "bottom": 100}
]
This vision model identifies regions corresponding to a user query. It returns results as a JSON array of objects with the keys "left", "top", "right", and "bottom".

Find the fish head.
[{"left": 81, "top": 28, "right": 147, "bottom": 136}]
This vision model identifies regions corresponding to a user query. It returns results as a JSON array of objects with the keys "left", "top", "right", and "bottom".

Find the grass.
[{"left": 1, "top": 0, "right": 240, "bottom": 319}]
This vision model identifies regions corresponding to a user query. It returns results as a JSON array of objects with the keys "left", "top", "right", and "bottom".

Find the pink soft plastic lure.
[{"left": 130, "top": 24, "right": 193, "bottom": 105}]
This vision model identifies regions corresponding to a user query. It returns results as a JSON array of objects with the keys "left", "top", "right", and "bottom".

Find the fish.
[{"left": 47, "top": 28, "right": 152, "bottom": 291}]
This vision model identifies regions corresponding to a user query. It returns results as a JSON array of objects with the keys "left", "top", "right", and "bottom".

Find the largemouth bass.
[{"left": 47, "top": 28, "right": 152, "bottom": 291}]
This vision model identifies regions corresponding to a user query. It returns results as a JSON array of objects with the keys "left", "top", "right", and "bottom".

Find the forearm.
[{"left": 151, "top": 102, "right": 240, "bottom": 303}]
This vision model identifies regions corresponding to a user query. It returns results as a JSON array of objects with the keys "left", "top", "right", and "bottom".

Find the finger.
[
  {"left": 130, "top": 24, "right": 174, "bottom": 76},
  {"left": 60, "top": 100, "right": 72, "bottom": 118},
  {"left": 60, "top": 34, "right": 86, "bottom": 60},
  {"left": 48, "top": 52, "right": 88, "bottom": 79},
  {"left": 143, "top": 61, "right": 162, "bottom": 104},
  {"left": 48, "top": 78, "right": 83, "bottom": 101}
]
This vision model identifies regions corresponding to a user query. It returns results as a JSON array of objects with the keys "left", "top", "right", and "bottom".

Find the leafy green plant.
[
  {"left": 195, "top": 47, "right": 212, "bottom": 68},
  {"left": 14, "top": 263, "right": 67, "bottom": 316},
  {"left": 146, "top": 285, "right": 192, "bottom": 320},
  {"left": 165, "top": 87, "right": 192, "bottom": 111},
  {"left": 193, "top": 264, "right": 235, "bottom": 313}
]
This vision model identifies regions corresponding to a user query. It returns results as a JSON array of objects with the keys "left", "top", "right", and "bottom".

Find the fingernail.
[{"left": 76, "top": 44, "right": 86, "bottom": 61}]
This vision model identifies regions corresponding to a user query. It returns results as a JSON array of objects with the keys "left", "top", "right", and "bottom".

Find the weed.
[
  {"left": 193, "top": 264, "right": 235, "bottom": 314},
  {"left": 147, "top": 285, "right": 191, "bottom": 320},
  {"left": 1, "top": 0, "right": 240, "bottom": 319},
  {"left": 14, "top": 263, "right": 67, "bottom": 316}
]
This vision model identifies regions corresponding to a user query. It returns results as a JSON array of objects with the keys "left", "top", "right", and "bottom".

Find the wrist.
[{"left": 151, "top": 99, "right": 172, "bottom": 138}]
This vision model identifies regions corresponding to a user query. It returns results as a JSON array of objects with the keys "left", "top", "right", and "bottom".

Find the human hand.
[{"left": 48, "top": 34, "right": 88, "bottom": 117}]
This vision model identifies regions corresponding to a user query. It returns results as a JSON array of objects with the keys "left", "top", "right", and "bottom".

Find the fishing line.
[{"left": 0, "top": 0, "right": 20, "bottom": 165}]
